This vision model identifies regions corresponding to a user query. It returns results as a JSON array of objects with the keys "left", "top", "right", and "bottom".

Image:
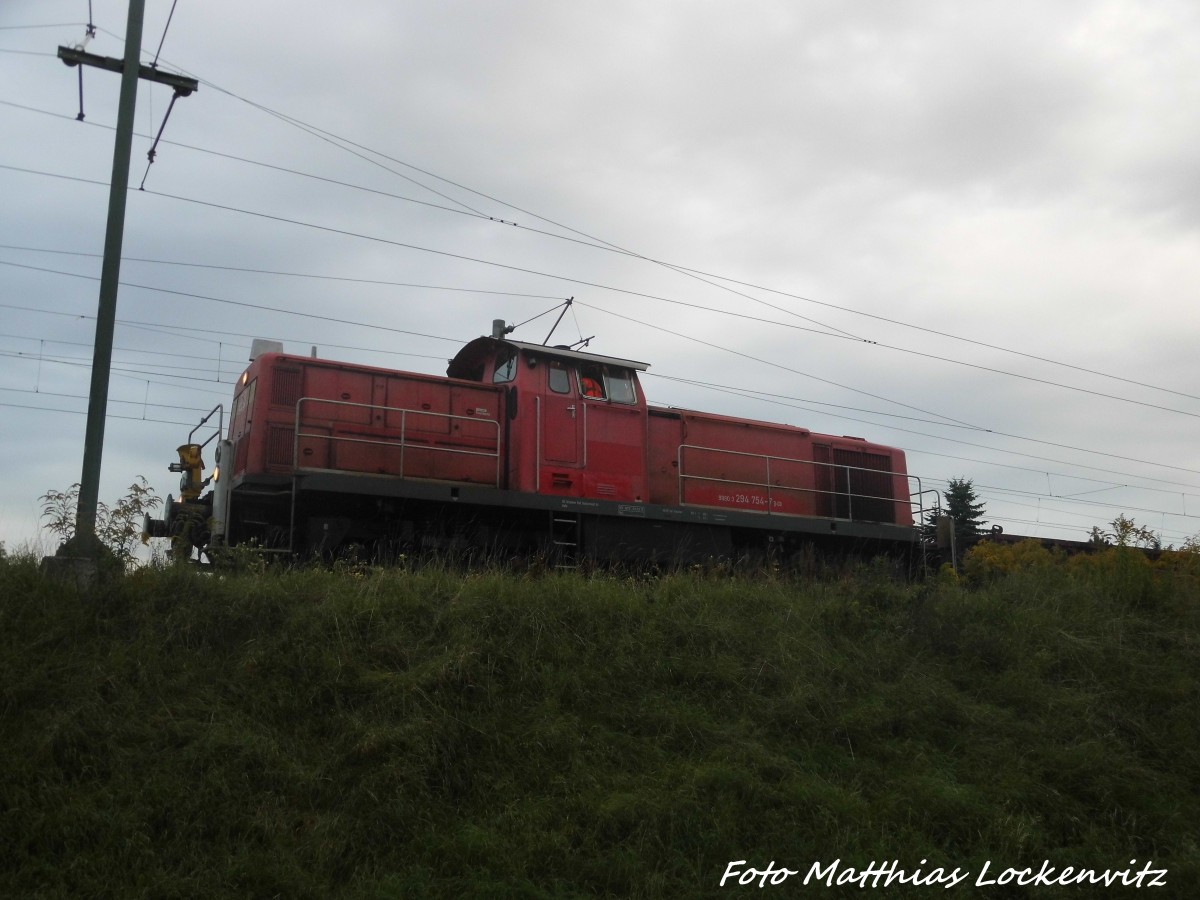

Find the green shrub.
[
  {"left": 962, "top": 539, "right": 1058, "bottom": 585},
  {"left": 39, "top": 477, "right": 162, "bottom": 570}
]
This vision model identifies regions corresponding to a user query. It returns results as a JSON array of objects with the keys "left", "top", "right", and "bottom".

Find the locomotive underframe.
[{"left": 222, "top": 468, "right": 920, "bottom": 567}]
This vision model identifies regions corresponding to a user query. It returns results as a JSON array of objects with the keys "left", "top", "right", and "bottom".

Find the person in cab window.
[{"left": 579, "top": 364, "right": 605, "bottom": 399}]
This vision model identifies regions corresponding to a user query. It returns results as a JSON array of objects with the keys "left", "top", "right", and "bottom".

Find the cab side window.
[
  {"left": 603, "top": 367, "right": 636, "bottom": 404},
  {"left": 579, "top": 364, "right": 606, "bottom": 399},
  {"left": 577, "top": 363, "right": 636, "bottom": 403},
  {"left": 548, "top": 360, "right": 571, "bottom": 394}
]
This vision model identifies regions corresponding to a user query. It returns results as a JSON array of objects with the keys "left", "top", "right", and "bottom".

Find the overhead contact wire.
[
  {"left": 5, "top": 99, "right": 1196, "bottom": 404},
  {"left": 4, "top": 161, "right": 1194, "bottom": 422}
]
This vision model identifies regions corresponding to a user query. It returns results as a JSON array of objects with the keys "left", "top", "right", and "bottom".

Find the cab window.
[
  {"left": 603, "top": 368, "right": 636, "bottom": 404},
  {"left": 579, "top": 364, "right": 606, "bottom": 399},
  {"left": 548, "top": 360, "right": 571, "bottom": 394},
  {"left": 493, "top": 348, "right": 518, "bottom": 384}
]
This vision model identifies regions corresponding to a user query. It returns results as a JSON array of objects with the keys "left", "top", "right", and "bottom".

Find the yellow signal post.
[{"left": 170, "top": 444, "right": 206, "bottom": 501}]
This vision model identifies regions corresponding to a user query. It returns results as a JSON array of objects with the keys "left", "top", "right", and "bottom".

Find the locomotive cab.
[{"left": 448, "top": 331, "right": 650, "bottom": 502}]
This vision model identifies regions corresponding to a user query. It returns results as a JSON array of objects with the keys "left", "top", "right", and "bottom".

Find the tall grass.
[{"left": 1, "top": 551, "right": 1197, "bottom": 898}]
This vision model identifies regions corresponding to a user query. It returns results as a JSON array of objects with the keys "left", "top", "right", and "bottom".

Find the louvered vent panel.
[
  {"left": 831, "top": 449, "right": 894, "bottom": 522},
  {"left": 266, "top": 426, "right": 294, "bottom": 468},
  {"left": 272, "top": 368, "right": 302, "bottom": 408}
]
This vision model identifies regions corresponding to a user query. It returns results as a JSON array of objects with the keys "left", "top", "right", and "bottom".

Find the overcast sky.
[{"left": 2, "top": 0, "right": 1198, "bottom": 554}]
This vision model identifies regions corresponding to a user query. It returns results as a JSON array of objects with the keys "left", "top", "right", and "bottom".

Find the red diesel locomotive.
[{"left": 146, "top": 320, "right": 922, "bottom": 564}]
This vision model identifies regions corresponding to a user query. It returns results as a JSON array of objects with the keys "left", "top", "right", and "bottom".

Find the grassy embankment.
[{"left": 1, "top": 546, "right": 1198, "bottom": 898}]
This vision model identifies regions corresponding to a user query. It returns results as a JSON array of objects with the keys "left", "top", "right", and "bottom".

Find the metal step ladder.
[{"left": 549, "top": 511, "right": 581, "bottom": 569}]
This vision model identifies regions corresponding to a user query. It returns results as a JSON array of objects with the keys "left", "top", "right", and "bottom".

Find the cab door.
[
  {"left": 578, "top": 364, "right": 647, "bottom": 501},
  {"left": 539, "top": 358, "right": 583, "bottom": 493}
]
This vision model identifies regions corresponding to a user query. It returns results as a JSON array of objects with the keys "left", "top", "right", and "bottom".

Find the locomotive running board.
[{"left": 278, "top": 471, "right": 918, "bottom": 547}]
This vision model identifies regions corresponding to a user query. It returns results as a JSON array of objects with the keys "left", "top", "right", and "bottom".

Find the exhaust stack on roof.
[{"left": 249, "top": 339, "right": 284, "bottom": 360}]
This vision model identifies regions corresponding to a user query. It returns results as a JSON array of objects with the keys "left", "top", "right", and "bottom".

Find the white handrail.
[{"left": 675, "top": 443, "right": 904, "bottom": 521}]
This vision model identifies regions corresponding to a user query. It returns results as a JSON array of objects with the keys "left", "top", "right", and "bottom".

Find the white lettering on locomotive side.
[{"left": 715, "top": 492, "right": 783, "bottom": 510}]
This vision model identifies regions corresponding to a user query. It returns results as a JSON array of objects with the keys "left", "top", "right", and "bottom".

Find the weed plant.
[{"left": 1, "top": 549, "right": 1197, "bottom": 898}]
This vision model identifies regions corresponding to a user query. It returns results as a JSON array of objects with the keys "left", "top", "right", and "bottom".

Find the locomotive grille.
[
  {"left": 814, "top": 446, "right": 895, "bottom": 522},
  {"left": 266, "top": 425, "right": 294, "bottom": 467},
  {"left": 272, "top": 368, "right": 302, "bottom": 408}
]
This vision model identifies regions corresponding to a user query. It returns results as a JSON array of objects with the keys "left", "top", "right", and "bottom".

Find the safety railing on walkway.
[
  {"left": 292, "top": 397, "right": 502, "bottom": 487},
  {"left": 676, "top": 443, "right": 906, "bottom": 523}
]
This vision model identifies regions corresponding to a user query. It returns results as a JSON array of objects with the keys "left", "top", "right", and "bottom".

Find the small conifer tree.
[
  {"left": 943, "top": 478, "right": 987, "bottom": 541},
  {"left": 923, "top": 477, "right": 987, "bottom": 557}
]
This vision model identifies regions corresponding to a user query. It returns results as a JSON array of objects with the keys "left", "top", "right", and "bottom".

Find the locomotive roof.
[
  {"left": 448, "top": 335, "right": 649, "bottom": 380},
  {"left": 507, "top": 339, "right": 650, "bottom": 371}
]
